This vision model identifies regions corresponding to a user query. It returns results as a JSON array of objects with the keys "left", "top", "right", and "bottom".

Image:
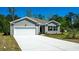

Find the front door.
[{"left": 40, "top": 25, "right": 45, "bottom": 34}]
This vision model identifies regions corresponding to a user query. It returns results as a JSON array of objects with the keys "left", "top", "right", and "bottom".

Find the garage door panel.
[{"left": 14, "top": 27, "right": 36, "bottom": 36}]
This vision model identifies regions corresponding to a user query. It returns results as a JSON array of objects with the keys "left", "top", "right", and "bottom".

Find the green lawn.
[
  {"left": 45, "top": 32, "right": 68, "bottom": 39},
  {"left": 0, "top": 33, "right": 21, "bottom": 51},
  {"left": 45, "top": 32, "right": 79, "bottom": 43}
]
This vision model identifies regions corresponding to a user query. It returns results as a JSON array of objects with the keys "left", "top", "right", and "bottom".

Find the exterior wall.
[
  {"left": 14, "top": 19, "right": 35, "bottom": 27},
  {"left": 35, "top": 25, "right": 40, "bottom": 35},
  {"left": 10, "top": 18, "right": 61, "bottom": 35},
  {"left": 45, "top": 23, "right": 61, "bottom": 34},
  {"left": 10, "top": 19, "right": 40, "bottom": 35},
  {"left": 10, "top": 24, "right": 14, "bottom": 35},
  {"left": 47, "top": 23, "right": 57, "bottom": 26},
  {"left": 45, "top": 26, "right": 48, "bottom": 33}
]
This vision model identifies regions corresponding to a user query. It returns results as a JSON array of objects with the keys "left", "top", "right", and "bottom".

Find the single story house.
[{"left": 10, "top": 16, "right": 61, "bottom": 36}]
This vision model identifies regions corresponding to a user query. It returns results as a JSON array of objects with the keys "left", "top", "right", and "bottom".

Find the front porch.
[{"left": 40, "top": 25, "right": 45, "bottom": 34}]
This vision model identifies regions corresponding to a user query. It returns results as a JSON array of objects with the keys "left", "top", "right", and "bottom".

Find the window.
[
  {"left": 48, "top": 26, "right": 52, "bottom": 31},
  {"left": 53, "top": 26, "right": 58, "bottom": 31},
  {"left": 48, "top": 26, "right": 58, "bottom": 31}
]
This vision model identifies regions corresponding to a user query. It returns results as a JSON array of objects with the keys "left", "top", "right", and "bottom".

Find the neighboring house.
[{"left": 10, "top": 16, "right": 61, "bottom": 36}]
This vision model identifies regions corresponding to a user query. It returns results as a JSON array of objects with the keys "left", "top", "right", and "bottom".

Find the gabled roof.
[
  {"left": 31, "top": 18, "right": 48, "bottom": 24},
  {"left": 10, "top": 16, "right": 48, "bottom": 25},
  {"left": 46, "top": 20, "right": 61, "bottom": 25},
  {"left": 10, "top": 16, "right": 60, "bottom": 25}
]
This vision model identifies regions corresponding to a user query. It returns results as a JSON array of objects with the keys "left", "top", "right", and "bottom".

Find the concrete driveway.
[{"left": 14, "top": 35, "right": 79, "bottom": 51}]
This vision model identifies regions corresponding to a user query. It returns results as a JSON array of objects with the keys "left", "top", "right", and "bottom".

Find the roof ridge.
[{"left": 10, "top": 16, "right": 60, "bottom": 25}]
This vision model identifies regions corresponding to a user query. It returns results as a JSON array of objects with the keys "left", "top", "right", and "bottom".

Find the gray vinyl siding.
[
  {"left": 36, "top": 26, "right": 40, "bottom": 34},
  {"left": 10, "top": 19, "right": 40, "bottom": 35},
  {"left": 14, "top": 19, "right": 36, "bottom": 27},
  {"left": 10, "top": 24, "right": 14, "bottom": 35},
  {"left": 10, "top": 18, "right": 61, "bottom": 35}
]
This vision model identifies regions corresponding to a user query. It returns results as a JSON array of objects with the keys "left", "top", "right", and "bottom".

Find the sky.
[{"left": 0, "top": 7, "right": 79, "bottom": 19}]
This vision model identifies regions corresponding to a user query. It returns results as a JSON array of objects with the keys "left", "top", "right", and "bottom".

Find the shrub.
[{"left": 2, "top": 19, "right": 10, "bottom": 35}]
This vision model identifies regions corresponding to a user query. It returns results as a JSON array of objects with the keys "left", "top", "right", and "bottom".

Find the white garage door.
[{"left": 14, "top": 27, "right": 36, "bottom": 36}]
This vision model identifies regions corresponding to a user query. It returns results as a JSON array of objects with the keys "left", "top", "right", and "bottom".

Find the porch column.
[{"left": 57, "top": 26, "right": 60, "bottom": 33}]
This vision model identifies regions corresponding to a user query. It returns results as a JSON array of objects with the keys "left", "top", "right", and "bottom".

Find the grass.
[
  {"left": 45, "top": 32, "right": 68, "bottom": 39},
  {"left": 0, "top": 33, "right": 21, "bottom": 51},
  {"left": 45, "top": 32, "right": 79, "bottom": 43}
]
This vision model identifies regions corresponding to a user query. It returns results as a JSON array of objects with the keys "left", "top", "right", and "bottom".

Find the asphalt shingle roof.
[{"left": 10, "top": 16, "right": 60, "bottom": 25}]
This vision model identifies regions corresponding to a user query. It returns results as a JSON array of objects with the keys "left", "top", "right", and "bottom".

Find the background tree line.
[
  {"left": 0, "top": 7, "right": 45, "bottom": 35},
  {"left": 0, "top": 7, "right": 79, "bottom": 38},
  {"left": 49, "top": 12, "right": 79, "bottom": 38},
  {"left": 0, "top": 7, "right": 19, "bottom": 35}
]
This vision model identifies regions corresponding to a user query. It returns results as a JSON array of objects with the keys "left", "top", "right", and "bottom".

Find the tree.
[
  {"left": 66, "top": 12, "right": 78, "bottom": 27},
  {"left": 73, "top": 18, "right": 79, "bottom": 28},
  {"left": 60, "top": 12, "right": 78, "bottom": 30},
  {"left": 2, "top": 19, "right": 10, "bottom": 35},
  {"left": 0, "top": 14, "right": 5, "bottom": 32},
  {"left": 49, "top": 15, "right": 62, "bottom": 22},
  {"left": 62, "top": 16, "right": 71, "bottom": 29},
  {"left": 6, "top": 14, "right": 20, "bottom": 21},
  {"left": 0, "top": 8, "right": 18, "bottom": 35},
  {"left": 65, "top": 12, "right": 79, "bottom": 38},
  {"left": 0, "top": 14, "right": 10, "bottom": 35},
  {"left": 49, "top": 15, "right": 65, "bottom": 30},
  {"left": 14, "top": 15, "right": 20, "bottom": 19},
  {"left": 8, "top": 7, "right": 16, "bottom": 21}
]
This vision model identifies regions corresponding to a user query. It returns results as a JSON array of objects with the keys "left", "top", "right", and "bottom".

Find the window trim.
[
  {"left": 53, "top": 26, "right": 58, "bottom": 31},
  {"left": 48, "top": 26, "right": 58, "bottom": 31},
  {"left": 48, "top": 26, "right": 52, "bottom": 31}
]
